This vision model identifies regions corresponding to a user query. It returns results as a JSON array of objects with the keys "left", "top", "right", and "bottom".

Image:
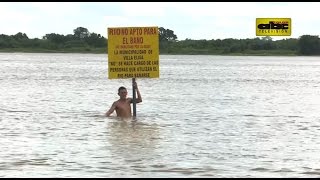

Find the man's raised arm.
[{"left": 134, "top": 82, "right": 142, "bottom": 103}]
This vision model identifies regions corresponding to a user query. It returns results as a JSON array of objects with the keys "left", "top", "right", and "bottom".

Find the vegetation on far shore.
[{"left": 1, "top": 27, "right": 320, "bottom": 56}]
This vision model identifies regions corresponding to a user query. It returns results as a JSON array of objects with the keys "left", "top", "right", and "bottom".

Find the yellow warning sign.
[{"left": 108, "top": 27, "right": 159, "bottom": 79}]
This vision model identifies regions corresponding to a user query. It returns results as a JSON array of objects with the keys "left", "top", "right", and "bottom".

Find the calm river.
[{"left": 1, "top": 53, "right": 320, "bottom": 177}]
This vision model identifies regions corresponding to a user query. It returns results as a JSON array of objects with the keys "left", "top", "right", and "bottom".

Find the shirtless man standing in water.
[{"left": 105, "top": 82, "right": 142, "bottom": 118}]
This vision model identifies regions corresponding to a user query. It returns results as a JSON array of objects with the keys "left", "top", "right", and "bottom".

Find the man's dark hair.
[{"left": 118, "top": 86, "right": 127, "bottom": 93}]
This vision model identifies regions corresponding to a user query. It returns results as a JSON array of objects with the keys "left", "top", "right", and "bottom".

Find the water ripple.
[{"left": 1, "top": 53, "right": 320, "bottom": 177}]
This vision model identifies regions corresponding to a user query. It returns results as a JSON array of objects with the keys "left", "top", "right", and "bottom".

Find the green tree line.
[{"left": 0, "top": 27, "right": 319, "bottom": 55}]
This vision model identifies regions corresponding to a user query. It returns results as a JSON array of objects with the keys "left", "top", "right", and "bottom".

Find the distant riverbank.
[
  {"left": 0, "top": 48, "right": 106, "bottom": 54},
  {"left": 0, "top": 48, "right": 299, "bottom": 56},
  {"left": 1, "top": 28, "right": 319, "bottom": 56}
]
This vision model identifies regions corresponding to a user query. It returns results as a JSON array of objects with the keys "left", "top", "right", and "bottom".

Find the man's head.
[{"left": 118, "top": 86, "right": 128, "bottom": 99}]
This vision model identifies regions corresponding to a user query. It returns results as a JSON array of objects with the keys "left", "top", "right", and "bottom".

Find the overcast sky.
[{"left": 1, "top": 2, "right": 319, "bottom": 40}]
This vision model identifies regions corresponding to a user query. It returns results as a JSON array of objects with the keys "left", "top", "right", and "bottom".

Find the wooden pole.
[{"left": 132, "top": 78, "right": 136, "bottom": 117}]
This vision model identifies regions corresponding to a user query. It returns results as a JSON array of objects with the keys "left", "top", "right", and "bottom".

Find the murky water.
[{"left": 1, "top": 53, "right": 320, "bottom": 177}]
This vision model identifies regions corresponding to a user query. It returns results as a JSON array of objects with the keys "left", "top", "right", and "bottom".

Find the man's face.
[{"left": 118, "top": 89, "right": 127, "bottom": 98}]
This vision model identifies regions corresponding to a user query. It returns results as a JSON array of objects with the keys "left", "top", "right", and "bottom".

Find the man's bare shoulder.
[
  {"left": 112, "top": 100, "right": 120, "bottom": 106},
  {"left": 126, "top": 97, "right": 133, "bottom": 103}
]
